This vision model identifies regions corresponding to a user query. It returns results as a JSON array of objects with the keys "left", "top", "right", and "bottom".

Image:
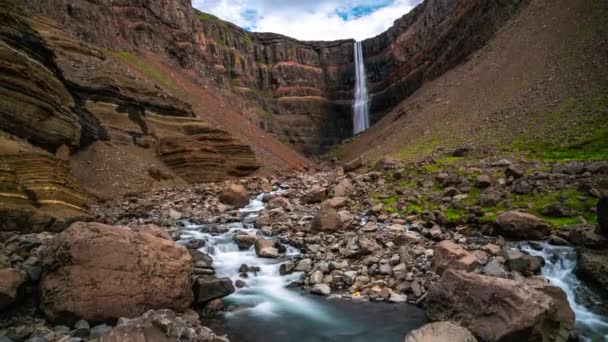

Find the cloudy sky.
[{"left": 192, "top": 0, "right": 422, "bottom": 41}]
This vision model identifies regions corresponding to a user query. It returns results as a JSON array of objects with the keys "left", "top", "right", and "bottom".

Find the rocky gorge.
[{"left": 1, "top": 0, "right": 608, "bottom": 341}]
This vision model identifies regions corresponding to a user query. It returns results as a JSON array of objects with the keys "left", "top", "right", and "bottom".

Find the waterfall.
[{"left": 353, "top": 41, "right": 370, "bottom": 135}]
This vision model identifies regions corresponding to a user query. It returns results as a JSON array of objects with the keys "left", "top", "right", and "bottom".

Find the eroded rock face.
[
  {"left": 495, "top": 211, "right": 551, "bottom": 240},
  {"left": 427, "top": 269, "right": 574, "bottom": 341},
  {"left": 0, "top": 152, "right": 91, "bottom": 233},
  {"left": 40, "top": 222, "right": 194, "bottom": 323},
  {"left": 158, "top": 126, "right": 259, "bottom": 183},
  {"left": 404, "top": 322, "right": 477, "bottom": 342}
]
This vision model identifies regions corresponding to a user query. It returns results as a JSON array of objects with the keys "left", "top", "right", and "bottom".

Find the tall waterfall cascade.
[{"left": 353, "top": 41, "right": 370, "bottom": 135}]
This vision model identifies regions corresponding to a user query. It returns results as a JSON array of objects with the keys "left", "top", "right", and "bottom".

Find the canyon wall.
[{"left": 17, "top": 0, "right": 526, "bottom": 155}]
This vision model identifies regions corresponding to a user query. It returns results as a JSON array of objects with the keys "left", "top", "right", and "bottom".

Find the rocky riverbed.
[{"left": 1, "top": 154, "right": 607, "bottom": 341}]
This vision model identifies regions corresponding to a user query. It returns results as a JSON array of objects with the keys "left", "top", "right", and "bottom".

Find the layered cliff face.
[
  {"left": 0, "top": 1, "right": 264, "bottom": 230},
  {"left": 362, "top": 0, "right": 526, "bottom": 120},
  {"left": 18, "top": 0, "right": 527, "bottom": 155}
]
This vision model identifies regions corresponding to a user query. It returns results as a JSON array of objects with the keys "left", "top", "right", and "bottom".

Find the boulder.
[
  {"left": 301, "top": 186, "right": 327, "bottom": 204},
  {"left": 0, "top": 268, "right": 26, "bottom": 310},
  {"left": 495, "top": 211, "right": 550, "bottom": 240},
  {"left": 427, "top": 270, "right": 574, "bottom": 341},
  {"left": 404, "top": 322, "right": 477, "bottom": 342},
  {"left": 476, "top": 175, "right": 492, "bottom": 189},
  {"left": 478, "top": 189, "right": 502, "bottom": 207},
  {"left": 505, "top": 164, "right": 525, "bottom": 178},
  {"left": 219, "top": 183, "right": 249, "bottom": 208},
  {"left": 311, "top": 283, "right": 331, "bottom": 296},
  {"left": 575, "top": 249, "right": 608, "bottom": 289},
  {"left": 40, "top": 222, "right": 193, "bottom": 323},
  {"left": 254, "top": 238, "right": 279, "bottom": 258},
  {"left": 233, "top": 234, "right": 256, "bottom": 250},
  {"left": 597, "top": 197, "right": 608, "bottom": 236},
  {"left": 193, "top": 276, "right": 235, "bottom": 304},
  {"left": 313, "top": 200, "right": 351, "bottom": 231},
  {"left": 333, "top": 179, "right": 354, "bottom": 197},
  {"left": 431, "top": 240, "right": 480, "bottom": 275},
  {"left": 99, "top": 309, "right": 228, "bottom": 342}
]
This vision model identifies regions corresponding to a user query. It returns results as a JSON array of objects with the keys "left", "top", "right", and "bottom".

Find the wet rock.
[
  {"left": 405, "top": 322, "right": 477, "bottom": 342},
  {"left": 495, "top": 211, "right": 550, "bottom": 240},
  {"left": 193, "top": 276, "right": 235, "bottom": 304},
  {"left": 99, "top": 309, "right": 228, "bottom": 342},
  {"left": 427, "top": 270, "right": 574, "bottom": 341},
  {"left": 310, "top": 283, "right": 331, "bottom": 296},
  {"left": 219, "top": 183, "right": 249, "bottom": 208},
  {"left": 254, "top": 238, "right": 279, "bottom": 258},
  {"left": 40, "top": 222, "right": 194, "bottom": 322},
  {"left": 575, "top": 249, "right": 608, "bottom": 289},
  {"left": 0, "top": 268, "right": 26, "bottom": 309},
  {"left": 233, "top": 234, "right": 256, "bottom": 250},
  {"left": 569, "top": 225, "right": 608, "bottom": 248}
]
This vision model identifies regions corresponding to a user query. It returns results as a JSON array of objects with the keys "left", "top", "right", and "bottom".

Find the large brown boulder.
[
  {"left": 427, "top": 270, "right": 574, "bottom": 341},
  {"left": 99, "top": 309, "right": 228, "bottom": 342},
  {"left": 0, "top": 268, "right": 26, "bottom": 310},
  {"left": 431, "top": 240, "right": 480, "bottom": 275},
  {"left": 40, "top": 222, "right": 194, "bottom": 323},
  {"left": 404, "top": 322, "right": 477, "bottom": 342},
  {"left": 219, "top": 183, "right": 250, "bottom": 208},
  {"left": 495, "top": 211, "right": 550, "bottom": 240}
]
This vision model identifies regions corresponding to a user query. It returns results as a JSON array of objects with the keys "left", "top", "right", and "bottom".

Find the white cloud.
[{"left": 192, "top": 0, "right": 421, "bottom": 41}]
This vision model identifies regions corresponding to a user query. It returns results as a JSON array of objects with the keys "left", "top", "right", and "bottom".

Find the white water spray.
[{"left": 353, "top": 41, "right": 370, "bottom": 135}]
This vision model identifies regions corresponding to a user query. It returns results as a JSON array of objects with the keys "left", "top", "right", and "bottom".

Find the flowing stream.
[
  {"left": 519, "top": 243, "right": 608, "bottom": 340},
  {"left": 353, "top": 41, "right": 370, "bottom": 135},
  {"left": 179, "top": 193, "right": 427, "bottom": 341}
]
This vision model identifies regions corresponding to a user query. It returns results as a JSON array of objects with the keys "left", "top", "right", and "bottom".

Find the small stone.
[{"left": 296, "top": 259, "right": 312, "bottom": 272}]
